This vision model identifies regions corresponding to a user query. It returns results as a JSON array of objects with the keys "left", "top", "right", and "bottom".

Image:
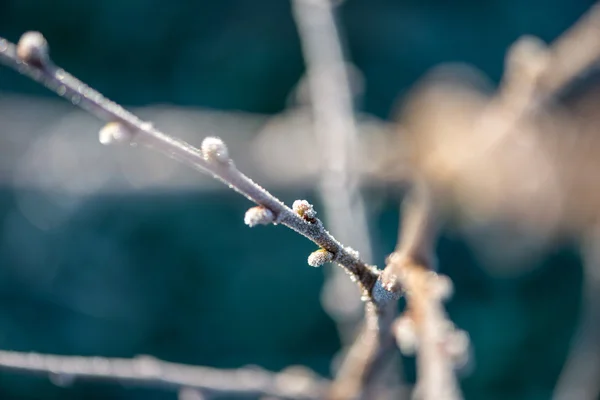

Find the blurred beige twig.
[{"left": 383, "top": 182, "right": 466, "bottom": 400}]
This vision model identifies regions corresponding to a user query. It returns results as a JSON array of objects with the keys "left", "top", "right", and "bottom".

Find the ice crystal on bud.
[
  {"left": 394, "top": 316, "right": 417, "bottom": 355},
  {"left": 292, "top": 200, "right": 317, "bottom": 220},
  {"left": 17, "top": 31, "right": 49, "bottom": 66},
  {"left": 99, "top": 122, "right": 132, "bottom": 145},
  {"left": 244, "top": 206, "right": 275, "bottom": 227},
  {"left": 201, "top": 137, "right": 230, "bottom": 163},
  {"left": 307, "top": 249, "right": 333, "bottom": 267}
]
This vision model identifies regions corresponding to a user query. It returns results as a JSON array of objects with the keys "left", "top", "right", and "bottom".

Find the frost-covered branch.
[
  {"left": 0, "top": 351, "right": 327, "bottom": 399},
  {"left": 0, "top": 32, "right": 382, "bottom": 296}
]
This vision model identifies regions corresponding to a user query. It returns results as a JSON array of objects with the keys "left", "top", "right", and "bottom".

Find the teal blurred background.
[{"left": 0, "top": 0, "right": 595, "bottom": 399}]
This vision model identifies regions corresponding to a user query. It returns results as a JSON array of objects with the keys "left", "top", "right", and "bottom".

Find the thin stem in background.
[
  {"left": 383, "top": 182, "right": 467, "bottom": 400},
  {"left": 0, "top": 351, "right": 327, "bottom": 399},
  {"left": 553, "top": 225, "right": 600, "bottom": 400}
]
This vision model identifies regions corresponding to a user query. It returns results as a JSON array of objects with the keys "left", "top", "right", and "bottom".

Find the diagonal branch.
[
  {"left": 0, "top": 351, "right": 327, "bottom": 399},
  {"left": 0, "top": 32, "right": 381, "bottom": 296}
]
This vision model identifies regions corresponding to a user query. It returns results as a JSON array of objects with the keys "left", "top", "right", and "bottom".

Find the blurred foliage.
[{"left": 0, "top": 0, "right": 595, "bottom": 399}]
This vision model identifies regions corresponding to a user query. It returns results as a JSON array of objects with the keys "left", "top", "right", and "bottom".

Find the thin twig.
[
  {"left": 0, "top": 33, "right": 382, "bottom": 296},
  {"left": 0, "top": 351, "right": 327, "bottom": 399},
  {"left": 553, "top": 225, "right": 600, "bottom": 400},
  {"left": 382, "top": 182, "right": 467, "bottom": 400}
]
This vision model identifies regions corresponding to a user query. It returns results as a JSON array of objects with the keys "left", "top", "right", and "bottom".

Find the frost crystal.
[
  {"left": 344, "top": 246, "right": 360, "bottom": 260},
  {"left": 307, "top": 249, "right": 333, "bottom": 267},
  {"left": 16, "top": 31, "right": 49, "bottom": 66},
  {"left": 244, "top": 206, "right": 275, "bottom": 227},
  {"left": 99, "top": 122, "right": 132, "bottom": 145},
  {"left": 292, "top": 200, "right": 317, "bottom": 220},
  {"left": 201, "top": 137, "right": 230, "bottom": 163}
]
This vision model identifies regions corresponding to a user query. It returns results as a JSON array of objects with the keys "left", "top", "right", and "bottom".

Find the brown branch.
[
  {"left": 326, "top": 300, "right": 398, "bottom": 400},
  {"left": 381, "top": 182, "right": 468, "bottom": 400},
  {"left": 0, "top": 351, "right": 327, "bottom": 399},
  {"left": 0, "top": 32, "right": 381, "bottom": 296}
]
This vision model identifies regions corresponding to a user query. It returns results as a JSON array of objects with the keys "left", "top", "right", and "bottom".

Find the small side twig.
[
  {"left": 553, "top": 225, "right": 600, "bottom": 400},
  {"left": 0, "top": 351, "right": 327, "bottom": 399},
  {"left": 0, "top": 32, "right": 381, "bottom": 296},
  {"left": 381, "top": 182, "right": 468, "bottom": 400},
  {"left": 326, "top": 300, "right": 398, "bottom": 400}
]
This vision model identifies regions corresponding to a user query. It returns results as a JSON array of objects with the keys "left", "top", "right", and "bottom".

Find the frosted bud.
[
  {"left": 201, "top": 137, "right": 230, "bottom": 163},
  {"left": 308, "top": 249, "right": 333, "bottom": 267},
  {"left": 99, "top": 122, "right": 132, "bottom": 145},
  {"left": 394, "top": 315, "right": 417, "bottom": 355},
  {"left": 430, "top": 273, "right": 454, "bottom": 301},
  {"left": 244, "top": 206, "right": 275, "bottom": 227},
  {"left": 292, "top": 199, "right": 317, "bottom": 220},
  {"left": 17, "top": 31, "right": 49, "bottom": 67},
  {"left": 507, "top": 35, "right": 549, "bottom": 80},
  {"left": 445, "top": 329, "right": 471, "bottom": 369}
]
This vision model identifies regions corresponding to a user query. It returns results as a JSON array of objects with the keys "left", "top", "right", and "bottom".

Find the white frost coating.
[
  {"left": 372, "top": 279, "right": 401, "bottom": 305},
  {"left": 292, "top": 199, "right": 317, "bottom": 219},
  {"left": 99, "top": 122, "right": 132, "bottom": 145},
  {"left": 244, "top": 206, "right": 275, "bottom": 227},
  {"left": 344, "top": 246, "right": 360, "bottom": 260},
  {"left": 394, "top": 315, "right": 418, "bottom": 355},
  {"left": 16, "top": 31, "right": 49, "bottom": 66},
  {"left": 307, "top": 249, "right": 333, "bottom": 267},
  {"left": 201, "top": 136, "right": 230, "bottom": 163}
]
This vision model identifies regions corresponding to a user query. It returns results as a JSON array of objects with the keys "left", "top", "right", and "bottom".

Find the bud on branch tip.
[{"left": 16, "top": 31, "right": 49, "bottom": 67}]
